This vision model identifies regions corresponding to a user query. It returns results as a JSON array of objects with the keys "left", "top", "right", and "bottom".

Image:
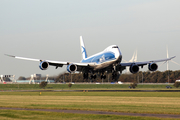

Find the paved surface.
[{"left": 1, "top": 107, "right": 180, "bottom": 119}]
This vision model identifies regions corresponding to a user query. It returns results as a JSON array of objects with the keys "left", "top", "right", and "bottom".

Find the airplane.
[{"left": 5, "top": 36, "right": 176, "bottom": 80}]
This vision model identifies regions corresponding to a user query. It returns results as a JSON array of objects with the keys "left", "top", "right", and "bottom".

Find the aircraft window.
[{"left": 112, "top": 46, "right": 118, "bottom": 48}]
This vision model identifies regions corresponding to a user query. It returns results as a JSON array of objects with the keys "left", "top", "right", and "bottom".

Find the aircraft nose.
[{"left": 115, "top": 49, "right": 122, "bottom": 62}]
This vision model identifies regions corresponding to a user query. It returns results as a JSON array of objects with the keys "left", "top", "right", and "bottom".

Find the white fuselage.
[{"left": 81, "top": 45, "right": 122, "bottom": 70}]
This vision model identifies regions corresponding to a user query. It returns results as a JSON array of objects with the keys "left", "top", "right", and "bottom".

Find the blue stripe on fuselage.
[{"left": 81, "top": 52, "right": 116, "bottom": 64}]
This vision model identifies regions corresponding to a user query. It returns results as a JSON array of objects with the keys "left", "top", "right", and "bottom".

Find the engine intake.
[
  {"left": 39, "top": 61, "right": 49, "bottom": 70},
  {"left": 130, "top": 64, "right": 139, "bottom": 74},
  {"left": 148, "top": 62, "right": 158, "bottom": 71},
  {"left": 67, "top": 63, "right": 77, "bottom": 73}
]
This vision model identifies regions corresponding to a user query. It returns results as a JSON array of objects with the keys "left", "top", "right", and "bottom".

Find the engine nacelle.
[
  {"left": 67, "top": 63, "right": 77, "bottom": 73},
  {"left": 39, "top": 61, "right": 49, "bottom": 70},
  {"left": 130, "top": 64, "right": 139, "bottom": 74},
  {"left": 148, "top": 62, "right": 158, "bottom": 71}
]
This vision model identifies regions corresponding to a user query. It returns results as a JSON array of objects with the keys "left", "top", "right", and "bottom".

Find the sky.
[{"left": 0, "top": 0, "right": 180, "bottom": 79}]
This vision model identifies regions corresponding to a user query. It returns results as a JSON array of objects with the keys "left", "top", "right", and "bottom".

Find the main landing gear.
[
  {"left": 91, "top": 74, "right": 97, "bottom": 79},
  {"left": 83, "top": 73, "right": 97, "bottom": 80},
  {"left": 100, "top": 74, "right": 106, "bottom": 79},
  {"left": 83, "top": 73, "right": 89, "bottom": 80},
  {"left": 83, "top": 72, "right": 104, "bottom": 80},
  {"left": 83, "top": 71, "right": 118, "bottom": 80},
  {"left": 112, "top": 72, "right": 117, "bottom": 80}
]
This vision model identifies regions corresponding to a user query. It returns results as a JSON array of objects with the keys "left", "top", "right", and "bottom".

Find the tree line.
[
  {"left": 119, "top": 70, "right": 180, "bottom": 83},
  {"left": 15, "top": 70, "right": 180, "bottom": 83},
  {"left": 54, "top": 70, "right": 180, "bottom": 83}
]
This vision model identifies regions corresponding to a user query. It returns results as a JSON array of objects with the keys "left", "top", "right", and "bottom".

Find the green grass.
[
  {"left": 0, "top": 91, "right": 179, "bottom": 97},
  {"left": 1, "top": 109, "right": 178, "bottom": 120},
  {"left": 0, "top": 84, "right": 179, "bottom": 119},
  {"left": 0, "top": 92, "right": 180, "bottom": 115},
  {"left": 0, "top": 84, "right": 178, "bottom": 90}
]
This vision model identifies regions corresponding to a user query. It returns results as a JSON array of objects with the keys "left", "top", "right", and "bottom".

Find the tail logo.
[{"left": 81, "top": 46, "right": 87, "bottom": 58}]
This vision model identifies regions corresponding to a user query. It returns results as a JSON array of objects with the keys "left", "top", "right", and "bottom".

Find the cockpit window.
[{"left": 112, "top": 46, "right": 118, "bottom": 48}]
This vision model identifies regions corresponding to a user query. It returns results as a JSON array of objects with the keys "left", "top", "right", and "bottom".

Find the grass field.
[
  {"left": 0, "top": 83, "right": 178, "bottom": 90},
  {"left": 0, "top": 84, "right": 180, "bottom": 119},
  {"left": 1, "top": 109, "right": 179, "bottom": 120},
  {"left": 0, "top": 92, "right": 180, "bottom": 115}
]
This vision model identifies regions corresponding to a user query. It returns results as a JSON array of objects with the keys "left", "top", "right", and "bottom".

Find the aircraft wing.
[
  {"left": 120, "top": 56, "right": 176, "bottom": 67},
  {"left": 5, "top": 54, "right": 89, "bottom": 68}
]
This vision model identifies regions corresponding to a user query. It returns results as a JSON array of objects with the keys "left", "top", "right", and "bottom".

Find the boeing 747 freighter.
[{"left": 5, "top": 36, "right": 175, "bottom": 80}]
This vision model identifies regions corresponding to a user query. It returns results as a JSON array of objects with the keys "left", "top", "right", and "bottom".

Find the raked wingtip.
[{"left": 4, "top": 54, "right": 15, "bottom": 58}]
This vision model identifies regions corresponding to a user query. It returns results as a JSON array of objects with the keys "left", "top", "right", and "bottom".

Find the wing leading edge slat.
[
  {"left": 5, "top": 54, "right": 90, "bottom": 68},
  {"left": 120, "top": 56, "right": 176, "bottom": 67}
]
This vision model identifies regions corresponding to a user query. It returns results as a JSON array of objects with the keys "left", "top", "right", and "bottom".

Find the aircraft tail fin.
[{"left": 80, "top": 36, "right": 87, "bottom": 60}]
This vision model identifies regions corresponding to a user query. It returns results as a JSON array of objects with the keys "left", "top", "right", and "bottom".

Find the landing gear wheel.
[
  {"left": 91, "top": 74, "right": 96, "bottom": 79},
  {"left": 83, "top": 73, "right": 89, "bottom": 79},
  {"left": 112, "top": 72, "right": 117, "bottom": 80},
  {"left": 101, "top": 75, "right": 106, "bottom": 79}
]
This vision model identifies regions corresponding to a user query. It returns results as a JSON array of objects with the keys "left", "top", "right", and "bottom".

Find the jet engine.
[
  {"left": 130, "top": 64, "right": 139, "bottom": 74},
  {"left": 148, "top": 62, "right": 158, "bottom": 71},
  {"left": 67, "top": 63, "right": 77, "bottom": 73},
  {"left": 39, "top": 61, "right": 49, "bottom": 70}
]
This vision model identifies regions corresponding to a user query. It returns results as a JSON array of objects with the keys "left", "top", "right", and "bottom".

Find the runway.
[{"left": 1, "top": 107, "right": 180, "bottom": 119}]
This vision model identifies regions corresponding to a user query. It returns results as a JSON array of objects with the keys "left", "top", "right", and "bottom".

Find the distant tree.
[
  {"left": 130, "top": 82, "right": 137, "bottom": 89},
  {"left": 18, "top": 76, "right": 26, "bottom": 80},
  {"left": 68, "top": 83, "right": 72, "bottom": 88},
  {"left": 49, "top": 70, "right": 180, "bottom": 83},
  {"left": 39, "top": 81, "right": 47, "bottom": 89},
  {"left": 173, "top": 82, "right": 180, "bottom": 88}
]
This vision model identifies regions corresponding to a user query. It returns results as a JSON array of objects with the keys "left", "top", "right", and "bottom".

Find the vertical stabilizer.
[
  {"left": 126, "top": 49, "right": 138, "bottom": 73},
  {"left": 134, "top": 50, "right": 138, "bottom": 62},
  {"left": 80, "top": 36, "right": 87, "bottom": 60},
  {"left": 129, "top": 50, "right": 137, "bottom": 62},
  {"left": 129, "top": 51, "right": 135, "bottom": 62}
]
